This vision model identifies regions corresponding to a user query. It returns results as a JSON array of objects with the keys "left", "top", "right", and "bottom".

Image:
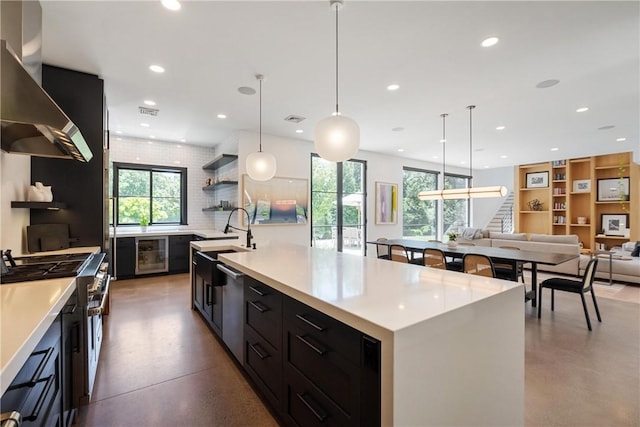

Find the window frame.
[
  {"left": 402, "top": 166, "right": 441, "bottom": 240},
  {"left": 113, "top": 162, "right": 188, "bottom": 226}
]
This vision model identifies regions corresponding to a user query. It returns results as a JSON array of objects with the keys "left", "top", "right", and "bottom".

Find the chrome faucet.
[{"left": 223, "top": 208, "right": 253, "bottom": 248}]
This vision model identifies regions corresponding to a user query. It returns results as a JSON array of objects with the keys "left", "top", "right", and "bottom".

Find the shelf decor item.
[
  {"left": 601, "top": 214, "right": 628, "bottom": 236},
  {"left": 527, "top": 199, "right": 544, "bottom": 211},
  {"left": 525, "top": 172, "right": 549, "bottom": 188},
  {"left": 597, "top": 177, "right": 629, "bottom": 201},
  {"left": 27, "top": 182, "right": 53, "bottom": 202},
  {"left": 572, "top": 179, "right": 591, "bottom": 193},
  {"left": 376, "top": 182, "right": 398, "bottom": 224}
]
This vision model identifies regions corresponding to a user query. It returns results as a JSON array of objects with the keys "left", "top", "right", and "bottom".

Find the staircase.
[{"left": 486, "top": 192, "right": 515, "bottom": 233}]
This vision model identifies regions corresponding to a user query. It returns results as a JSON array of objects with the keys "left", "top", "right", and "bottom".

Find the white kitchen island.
[{"left": 206, "top": 242, "right": 525, "bottom": 427}]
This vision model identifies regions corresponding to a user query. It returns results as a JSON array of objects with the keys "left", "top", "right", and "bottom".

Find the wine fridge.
[{"left": 135, "top": 236, "right": 168, "bottom": 275}]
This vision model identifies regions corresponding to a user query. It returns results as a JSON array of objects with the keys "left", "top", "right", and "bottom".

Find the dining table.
[{"left": 367, "top": 239, "right": 580, "bottom": 306}]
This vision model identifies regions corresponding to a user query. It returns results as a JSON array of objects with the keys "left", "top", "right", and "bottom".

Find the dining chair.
[
  {"left": 421, "top": 248, "right": 447, "bottom": 270},
  {"left": 376, "top": 238, "right": 390, "bottom": 260},
  {"left": 389, "top": 244, "right": 410, "bottom": 263},
  {"left": 448, "top": 243, "right": 475, "bottom": 272},
  {"left": 494, "top": 246, "right": 525, "bottom": 283},
  {"left": 537, "top": 257, "right": 601, "bottom": 331},
  {"left": 463, "top": 254, "right": 496, "bottom": 278}
]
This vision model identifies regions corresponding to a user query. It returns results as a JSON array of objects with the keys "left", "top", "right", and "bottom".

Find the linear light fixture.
[{"left": 418, "top": 106, "right": 507, "bottom": 200}]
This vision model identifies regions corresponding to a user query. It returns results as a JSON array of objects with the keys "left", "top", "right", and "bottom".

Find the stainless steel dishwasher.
[{"left": 216, "top": 263, "right": 245, "bottom": 363}]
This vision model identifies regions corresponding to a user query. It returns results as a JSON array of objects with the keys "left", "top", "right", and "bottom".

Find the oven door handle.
[{"left": 88, "top": 274, "right": 111, "bottom": 316}]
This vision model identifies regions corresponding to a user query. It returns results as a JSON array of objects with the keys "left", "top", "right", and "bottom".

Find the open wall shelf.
[{"left": 11, "top": 201, "right": 67, "bottom": 210}]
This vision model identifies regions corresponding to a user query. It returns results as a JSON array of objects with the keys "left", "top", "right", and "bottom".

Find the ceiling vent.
[
  {"left": 284, "top": 114, "right": 306, "bottom": 123},
  {"left": 139, "top": 106, "right": 159, "bottom": 116}
]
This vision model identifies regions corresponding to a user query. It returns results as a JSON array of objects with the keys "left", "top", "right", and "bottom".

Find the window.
[
  {"left": 113, "top": 162, "right": 187, "bottom": 225},
  {"left": 443, "top": 173, "right": 470, "bottom": 234},
  {"left": 402, "top": 167, "right": 439, "bottom": 240},
  {"left": 311, "top": 155, "right": 366, "bottom": 254}
]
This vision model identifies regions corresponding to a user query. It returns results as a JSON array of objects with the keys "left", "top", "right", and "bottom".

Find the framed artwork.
[
  {"left": 597, "top": 177, "right": 629, "bottom": 201},
  {"left": 572, "top": 179, "right": 591, "bottom": 193},
  {"left": 375, "top": 182, "right": 397, "bottom": 224},
  {"left": 525, "top": 171, "right": 549, "bottom": 188},
  {"left": 601, "top": 214, "right": 628, "bottom": 236},
  {"left": 242, "top": 175, "right": 308, "bottom": 225}
]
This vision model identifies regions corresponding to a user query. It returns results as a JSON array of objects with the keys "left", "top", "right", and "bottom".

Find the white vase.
[
  {"left": 28, "top": 182, "right": 53, "bottom": 202},
  {"left": 447, "top": 240, "right": 457, "bottom": 248}
]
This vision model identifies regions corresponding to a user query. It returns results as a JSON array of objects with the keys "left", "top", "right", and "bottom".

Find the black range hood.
[{"left": 0, "top": 40, "right": 93, "bottom": 162}]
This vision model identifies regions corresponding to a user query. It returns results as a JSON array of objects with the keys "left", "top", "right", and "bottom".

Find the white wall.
[
  {"left": 472, "top": 166, "right": 515, "bottom": 228},
  {"left": 0, "top": 152, "right": 31, "bottom": 253}
]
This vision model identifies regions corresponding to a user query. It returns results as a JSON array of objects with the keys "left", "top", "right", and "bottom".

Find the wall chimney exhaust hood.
[{"left": 1, "top": 40, "right": 93, "bottom": 162}]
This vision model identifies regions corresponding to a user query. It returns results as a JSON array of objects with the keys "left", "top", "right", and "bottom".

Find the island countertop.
[{"left": 216, "top": 243, "right": 525, "bottom": 426}]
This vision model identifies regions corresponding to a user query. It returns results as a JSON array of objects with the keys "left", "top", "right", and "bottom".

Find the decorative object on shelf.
[
  {"left": 376, "top": 182, "right": 398, "bottom": 224},
  {"left": 597, "top": 177, "right": 629, "bottom": 202},
  {"left": 447, "top": 232, "right": 458, "bottom": 247},
  {"left": 601, "top": 214, "right": 628, "bottom": 236},
  {"left": 242, "top": 175, "right": 308, "bottom": 225},
  {"left": 528, "top": 199, "right": 544, "bottom": 211},
  {"left": 552, "top": 159, "right": 566, "bottom": 167},
  {"left": 246, "top": 74, "right": 277, "bottom": 181},
  {"left": 27, "top": 181, "right": 53, "bottom": 202},
  {"left": 617, "top": 160, "right": 630, "bottom": 213},
  {"left": 314, "top": 0, "right": 360, "bottom": 163},
  {"left": 205, "top": 178, "right": 212, "bottom": 186},
  {"left": 525, "top": 171, "right": 549, "bottom": 188},
  {"left": 572, "top": 179, "right": 591, "bottom": 193},
  {"left": 577, "top": 216, "right": 588, "bottom": 225},
  {"left": 418, "top": 106, "right": 507, "bottom": 199}
]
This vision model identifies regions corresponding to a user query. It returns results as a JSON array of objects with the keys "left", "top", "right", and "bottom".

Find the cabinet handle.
[
  {"left": 296, "top": 392, "right": 328, "bottom": 422},
  {"left": 23, "top": 375, "right": 55, "bottom": 422},
  {"left": 248, "top": 300, "right": 269, "bottom": 313},
  {"left": 295, "top": 314, "right": 326, "bottom": 331},
  {"left": 19, "top": 347, "right": 54, "bottom": 387},
  {"left": 72, "top": 321, "right": 81, "bottom": 353},
  {"left": 296, "top": 335, "right": 327, "bottom": 356},
  {"left": 206, "top": 283, "right": 212, "bottom": 305},
  {"left": 249, "top": 285, "right": 266, "bottom": 296},
  {"left": 248, "top": 342, "right": 270, "bottom": 360}
]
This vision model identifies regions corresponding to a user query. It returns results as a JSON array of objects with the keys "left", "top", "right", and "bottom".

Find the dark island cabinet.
[
  {"left": 1, "top": 315, "right": 63, "bottom": 427},
  {"left": 168, "top": 235, "right": 193, "bottom": 273}
]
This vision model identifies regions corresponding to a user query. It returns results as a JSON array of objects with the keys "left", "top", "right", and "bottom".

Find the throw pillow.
[{"left": 631, "top": 241, "right": 640, "bottom": 257}]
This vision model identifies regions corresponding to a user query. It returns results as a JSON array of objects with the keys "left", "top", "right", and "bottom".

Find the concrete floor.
[{"left": 78, "top": 273, "right": 640, "bottom": 426}]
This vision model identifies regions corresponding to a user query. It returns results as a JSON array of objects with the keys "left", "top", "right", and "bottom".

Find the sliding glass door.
[{"left": 311, "top": 155, "right": 366, "bottom": 255}]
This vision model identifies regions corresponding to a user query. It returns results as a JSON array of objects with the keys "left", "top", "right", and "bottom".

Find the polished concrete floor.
[{"left": 79, "top": 273, "right": 640, "bottom": 426}]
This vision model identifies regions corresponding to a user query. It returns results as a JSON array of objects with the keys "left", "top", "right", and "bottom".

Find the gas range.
[{"left": 0, "top": 252, "right": 93, "bottom": 284}]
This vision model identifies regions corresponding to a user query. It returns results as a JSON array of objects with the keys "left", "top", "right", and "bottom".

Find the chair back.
[
  {"left": 495, "top": 246, "right": 520, "bottom": 269},
  {"left": 582, "top": 258, "right": 599, "bottom": 290},
  {"left": 376, "top": 238, "right": 390, "bottom": 259},
  {"left": 422, "top": 248, "right": 446, "bottom": 269},
  {"left": 463, "top": 254, "right": 496, "bottom": 278},
  {"left": 389, "top": 244, "right": 409, "bottom": 263}
]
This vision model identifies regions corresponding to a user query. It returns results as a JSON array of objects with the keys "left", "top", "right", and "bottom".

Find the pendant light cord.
[
  {"left": 259, "top": 77, "right": 262, "bottom": 152},
  {"left": 441, "top": 113, "right": 447, "bottom": 190},
  {"left": 335, "top": 5, "right": 339, "bottom": 115},
  {"left": 467, "top": 105, "right": 475, "bottom": 188}
]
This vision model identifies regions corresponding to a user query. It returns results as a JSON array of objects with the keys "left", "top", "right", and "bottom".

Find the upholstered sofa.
[{"left": 456, "top": 229, "right": 639, "bottom": 284}]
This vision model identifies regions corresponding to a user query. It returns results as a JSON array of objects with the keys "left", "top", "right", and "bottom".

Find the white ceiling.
[{"left": 40, "top": 1, "right": 639, "bottom": 169}]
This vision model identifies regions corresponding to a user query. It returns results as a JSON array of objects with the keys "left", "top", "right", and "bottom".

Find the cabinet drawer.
[
  {"left": 284, "top": 368, "right": 352, "bottom": 427},
  {"left": 284, "top": 297, "right": 360, "bottom": 364},
  {"left": 245, "top": 277, "right": 282, "bottom": 349},
  {"left": 244, "top": 327, "right": 282, "bottom": 411}
]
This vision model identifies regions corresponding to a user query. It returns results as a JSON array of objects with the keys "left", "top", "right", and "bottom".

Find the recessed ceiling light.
[
  {"left": 149, "top": 65, "right": 165, "bottom": 73},
  {"left": 140, "top": 123, "right": 150, "bottom": 127},
  {"left": 397, "top": 148, "right": 404, "bottom": 152},
  {"left": 217, "top": 114, "right": 227, "bottom": 119},
  {"left": 576, "top": 107, "right": 589, "bottom": 113},
  {"left": 496, "top": 126, "right": 505, "bottom": 130},
  {"left": 180, "top": 138, "right": 186, "bottom": 143},
  {"left": 432, "top": 155, "right": 439, "bottom": 159},
  {"left": 136, "top": 157, "right": 140, "bottom": 161},
  {"left": 551, "top": 147, "right": 559, "bottom": 151},
  {"left": 392, "top": 127, "right": 404, "bottom": 132},
  {"left": 598, "top": 125, "right": 615, "bottom": 130},
  {"left": 481, "top": 36, "right": 499, "bottom": 47},
  {"left": 616, "top": 137, "right": 627, "bottom": 142},
  {"left": 295, "top": 129, "right": 303, "bottom": 134},
  {"left": 536, "top": 79, "right": 560, "bottom": 89},
  {"left": 115, "top": 130, "right": 122, "bottom": 134},
  {"left": 387, "top": 84, "right": 400, "bottom": 91},
  {"left": 460, "top": 161, "right": 466, "bottom": 165},
  {"left": 147, "top": 141, "right": 153, "bottom": 144},
  {"left": 144, "top": 100, "right": 156, "bottom": 106},
  {"left": 161, "top": 0, "right": 181, "bottom": 11},
  {"left": 176, "top": 145, "right": 182, "bottom": 148},
  {"left": 484, "top": 166, "right": 490, "bottom": 169},
  {"left": 439, "top": 139, "right": 446, "bottom": 143},
  {"left": 173, "top": 160, "right": 181, "bottom": 164},
  {"left": 238, "top": 86, "right": 256, "bottom": 95},
  {"left": 150, "top": 135, "right": 156, "bottom": 139},
  {"left": 500, "top": 155, "right": 508, "bottom": 159}
]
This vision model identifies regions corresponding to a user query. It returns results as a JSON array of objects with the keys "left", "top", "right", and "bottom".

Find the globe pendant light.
[
  {"left": 314, "top": 0, "right": 360, "bottom": 163},
  {"left": 246, "top": 74, "right": 276, "bottom": 181}
]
